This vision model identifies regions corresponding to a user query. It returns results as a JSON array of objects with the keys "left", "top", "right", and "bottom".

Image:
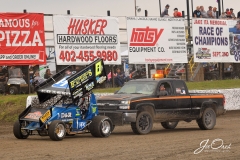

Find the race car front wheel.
[
  {"left": 89, "top": 116, "right": 113, "bottom": 138},
  {"left": 13, "top": 120, "right": 30, "bottom": 139},
  {"left": 49, "top": 120, "right": 66, "bottom": 141}
]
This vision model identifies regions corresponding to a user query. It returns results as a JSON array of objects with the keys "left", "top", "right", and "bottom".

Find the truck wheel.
[
  {"left": 197, "top": 108, "right": 216, "bottom": 130},
  {"left": 49, "top": 120, "right": 66, "bottom": 141},
  {"left": 9, "top": 86, "right": 18, "bottom": 95},
  {"left": 89, "top": 116, "right": 113, "bottom": 138},
  {"left": 161, "top": 121, "right": 178, "bottom": 129},
  {"left": 111, "top": 125, "right": 115, "bottom": 132},
  {"left": 13, "top": 121, "right": 29, "bottom": 139},
  {"left": 131, "top": 111, "right": 153, "bottom": 135}
]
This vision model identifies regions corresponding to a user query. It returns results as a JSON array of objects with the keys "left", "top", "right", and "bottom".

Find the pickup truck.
[{"left": 97, "top": 78, "right": 226, "bottom": 135}]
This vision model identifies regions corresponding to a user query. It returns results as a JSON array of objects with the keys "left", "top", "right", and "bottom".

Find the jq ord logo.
[{"left": 194, "top": 138, "right": 231, "bottom": 154}]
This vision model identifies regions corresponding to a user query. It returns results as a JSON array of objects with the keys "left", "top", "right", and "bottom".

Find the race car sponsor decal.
[
  {"left": 78, "top": 122, "right": 86, "bottom": 130},
  {"left": 92, "top": 106, "right": 97, "bottom": 113},
  {"left": 25, "top": 111, "right": 42, "bottom": 120},
  {"left": 96, "top": 76, "right": 106, "bottom": 84},
  {"left": 52, "top": 76, "right": 70, "bottom": 89},
  {"left": 58, "top": 112, "right": 72, "bottom": 119},
  {"left": 40, "top": 110, "right": 51, "bottom": 123}
]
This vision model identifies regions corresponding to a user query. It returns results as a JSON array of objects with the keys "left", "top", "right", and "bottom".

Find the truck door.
[
  {"left": 173, "top": 80, "right": 192, "bottom": 119},
  {"left": 155, "top": 81, "right": 177, "bottom": 121}
]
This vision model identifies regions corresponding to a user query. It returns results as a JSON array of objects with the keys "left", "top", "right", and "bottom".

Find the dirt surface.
[{"left": 0, "top": 111, "right": 239, "bottom": 160}]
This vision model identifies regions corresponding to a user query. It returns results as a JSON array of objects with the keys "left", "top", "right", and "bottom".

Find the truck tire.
[
  {"left": 13, "top": 121, "right": 29, "bottom": 139},
  {"left": 9, "top": 86, "right": 18, "bottom": 95},
  {"left": 111, "top": 125, "right": 115, "bottom": 132},
  {"left": 131, "top": 111, "right": 153, "bottom": 135},
  {"left": 49, "top": 120, "right": 66, "bottom": 141},
  {"left": 161, "top": 121, "right": 178, "bottom": 129},
  {"left": 89, "top": 116, "right": 112, "bottom": 138},
  {"left": 197, "top": 108, "right": 216, "bottom": 130}
]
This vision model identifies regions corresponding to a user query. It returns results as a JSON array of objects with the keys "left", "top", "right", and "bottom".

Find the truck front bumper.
[{"left": 99, "top": 111, "right": 137, "bottom": 126}]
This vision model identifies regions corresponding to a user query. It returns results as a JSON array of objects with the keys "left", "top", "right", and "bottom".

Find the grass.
[
  {"left": 0, "top": 94, "right": 28, "bottom": 124},
  {"left": 186, "top": 79, "right": 240, "bottom": 90},
  {"left": 1, "top": 79, "right": 240, "bottom": 123}
]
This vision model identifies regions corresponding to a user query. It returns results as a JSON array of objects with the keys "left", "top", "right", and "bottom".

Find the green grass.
[
  {"left": 186, "top": 79, "right": 240, "bottom": 90},
  {"left": 0, "top": 94, "right": 28, "bottom": 123},
  {"left": 1, "top": 79, "right": 240, "bottom": 123}
]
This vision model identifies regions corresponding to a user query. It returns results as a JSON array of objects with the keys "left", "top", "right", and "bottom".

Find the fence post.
[
  {"left": 216, "top": 11, "right": 219, "bottom": 19},
  {"left": 107, "top": 10, "right": 115, "bottom": 87},
  {"left": 159, "top": 0, "right": 161, "bottom": 16},
  {"left": 182, "top": 11, "right": 185, "bottom": 18},
  {"left": 23, "top": 9, "right": 31, "bottom": 93},
  {"left": 145, "top": 10, "right": 148, "bottom": 17}
]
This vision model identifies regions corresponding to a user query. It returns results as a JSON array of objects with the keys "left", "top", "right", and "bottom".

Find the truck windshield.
[
  {"left": 9, "top": 68, "right": 23, "bottom": 78},
  {"left": 116, "top": 81, "right": 158, "bottom": 95}
]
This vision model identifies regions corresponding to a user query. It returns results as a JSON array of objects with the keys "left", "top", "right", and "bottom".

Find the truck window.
[
  {"left": 158, "top": 82, "right": 172, "bottom": 95},
  {"left": 174, "top": 81, "right": 186, "bottom": 95}
]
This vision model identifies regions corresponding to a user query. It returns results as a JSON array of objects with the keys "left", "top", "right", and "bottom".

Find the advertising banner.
[
  {"left": 0, "top": 13, "right": 46, "bottom": 65},
  {"left": 229, "top": 20, "right": 240, "bottom": 62},
  {"left": 192, "top": 18, "right": 237, "bottom": 62},
  {"left": 53, "top": 15, "right": 121, "bottom": 65},
  {"left": 127, "top": 17, "right": 187, "bottom": 64}
]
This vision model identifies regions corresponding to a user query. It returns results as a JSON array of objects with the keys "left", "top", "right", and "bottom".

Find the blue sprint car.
[{"left": 13, "top": 59, "right": 113, "bottom": 141}]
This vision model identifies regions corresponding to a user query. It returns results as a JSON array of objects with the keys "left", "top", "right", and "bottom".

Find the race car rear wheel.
[
  {"left": 131, "top": 111, "right": 153, "bottom": 135},
  {"left": 49, "top": 120, "right": 66, "bottom": 141},
  {"left": 161, "top": 121, "right": 179, "bottom": 129},
  {"left": 13, "top": 121, "right": 30, "bottom": 139},
  {"left": 89, "top": 116, "right": 113, "bottom": 138},
  {"left": 197, "top": 108, "right": 216, "bottom": 130}
]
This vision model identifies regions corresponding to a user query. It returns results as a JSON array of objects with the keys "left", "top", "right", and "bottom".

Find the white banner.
[
  {"left": 53, "top": 15, "right": 121, "bottom": 65},
  {"left": 192, "top": 18, "right": 239, "bottom": 62},
  {"left": 127, "top": 17, "right": 187, "bottom": 64}
]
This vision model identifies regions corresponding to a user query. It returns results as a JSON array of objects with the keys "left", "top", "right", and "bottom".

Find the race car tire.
[
  {"left": 161, "top": 121, "right": 179, "bottom": 129},
  {"left": 49, "top": 120, "right": 66, "bottom": 141},
  {"left": 131, "top": 111, "right": 153, "bottom": 135},
  {"left": 13, "top": 121, "right": 29, "bottom": 139},
  {"left": 89, "top": 116, "right": 113, "bottom": 138},
  {"left": 197, "top": 108, "right": 216, "bottom": 130}
]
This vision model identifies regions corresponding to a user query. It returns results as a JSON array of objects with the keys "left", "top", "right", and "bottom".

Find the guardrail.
[{"left": 26, "top": 88, "right": 240, "bottom": 110}]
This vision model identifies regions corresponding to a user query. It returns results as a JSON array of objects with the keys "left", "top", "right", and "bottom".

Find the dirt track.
[{"left": 0, "top": 111, "right": 239, "bottom": 160}]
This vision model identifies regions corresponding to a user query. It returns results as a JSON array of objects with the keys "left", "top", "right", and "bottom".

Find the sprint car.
[{"left": 13, "top": 59, "right": 113, "bottom": 141}]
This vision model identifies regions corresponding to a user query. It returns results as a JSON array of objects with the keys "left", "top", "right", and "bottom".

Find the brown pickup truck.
[{"left": 97, "top": 78, "right": 226, "bottom": 135}]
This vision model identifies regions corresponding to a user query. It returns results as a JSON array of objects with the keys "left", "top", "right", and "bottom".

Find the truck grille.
[
  {"left": 97, "top": 100, "right": 120, "bottom": 104},
  {"left": 97, "top": 100, "right": 119, "bottom": 110}
]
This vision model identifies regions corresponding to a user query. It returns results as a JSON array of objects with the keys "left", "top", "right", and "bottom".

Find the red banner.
[{"left": 0, "top": 13, "right": 46, "bottom": 65}]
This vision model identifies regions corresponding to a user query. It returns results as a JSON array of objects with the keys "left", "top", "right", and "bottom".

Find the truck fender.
[
  {"left": 200, "top": 101, "right": 217, "bottom": 117},
  {"left": 135, "top": 103, "right": 156, "bottom": 118}
]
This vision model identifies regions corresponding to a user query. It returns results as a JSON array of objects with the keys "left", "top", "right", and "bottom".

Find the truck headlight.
[
  {"left": 121, "top": 101, "right": 129, "bottom": 105},
  {"left": 119, "top": 101, "right": 130, "bottom": 109}
]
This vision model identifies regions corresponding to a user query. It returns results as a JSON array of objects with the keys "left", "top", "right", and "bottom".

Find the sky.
[{"left": 0, "top": 0, "right": 239, "bottom": 51}]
